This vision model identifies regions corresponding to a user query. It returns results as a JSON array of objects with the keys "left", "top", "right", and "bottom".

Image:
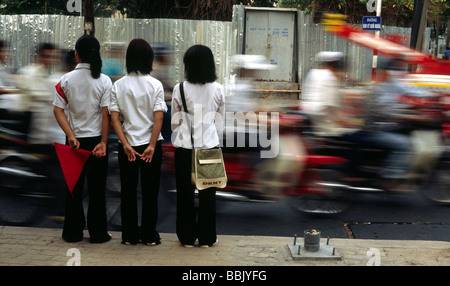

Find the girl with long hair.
[{"left": 53, "top": 35, "right": 112, "bottom": 243}]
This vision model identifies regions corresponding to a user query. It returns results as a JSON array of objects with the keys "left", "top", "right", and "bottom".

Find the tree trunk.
[
  {"left": 83, "top": 0, "right": 95, "bottom": 36},
  {"left": 446, "top": 18, "right": 450, "bottom": 50},
  {"left": 435, "top": 18, "right": 440, "bottom": 57}
]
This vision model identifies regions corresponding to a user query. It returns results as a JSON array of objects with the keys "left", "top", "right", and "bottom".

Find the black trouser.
[
  {"left": 175, "top": 147, "right": 216, "bottom": 246},
  {"left": 118, "top": 141, "right": 162, "bottom": 244},
  {"left": 62, "top": 136, "right": 109, "bottom": 242}
]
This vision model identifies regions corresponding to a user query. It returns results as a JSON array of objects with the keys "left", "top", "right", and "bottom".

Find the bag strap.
[
  {"left": 179, "top": 82, "right": 194, "bottom": 147},
  {"left": 179, "top": 81, "right": 188, "bottom": 114}
]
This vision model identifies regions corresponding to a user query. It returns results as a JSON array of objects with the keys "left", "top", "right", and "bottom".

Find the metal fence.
[
  {"left": 296, "top": 12, "right": 431, "bottom": 85},
  {"left": 0, "top": 8, "right": 431, "bottom": 92},
  {"left": 232, "top": 5, "right": 431, "bottom": 87},
  {"left": 0, "top": 14, "right": 236, "bottom": 88}
]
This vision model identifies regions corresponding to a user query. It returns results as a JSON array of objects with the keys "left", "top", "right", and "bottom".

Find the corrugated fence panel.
[
  {"left": 297, "top": 12, "right": 374, "bottom": 86},
  {"left": 0, "top": 11, "right": 433, "bottom": 93},
  {"left": 0, "top": 15, "right": 235, "bottom": 88},
  {"left": 296, "top": 11, "right": 432, "bottom": 87}
]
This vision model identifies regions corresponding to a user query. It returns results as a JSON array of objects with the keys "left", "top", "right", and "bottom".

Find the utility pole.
[
  {"left": 367, "top": 0, "right": 382, "bottom": 80},
  {"left": 410, "top": 0, "right": 429, "bottom": 51},
  {"left": 83, "top": 0, "right": 95, "bottom": 36}
]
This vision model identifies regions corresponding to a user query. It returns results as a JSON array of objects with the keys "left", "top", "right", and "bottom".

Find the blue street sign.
[{"left": 362, "top": 16, "right": 382, "bottom": 31}]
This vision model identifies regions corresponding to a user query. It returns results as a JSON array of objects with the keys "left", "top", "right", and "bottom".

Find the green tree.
[
  {"left": 0, "top": 0, "right": 65, "bottom": 14},
  {"left": 0, "top": 0, "right": 278, "bottom": 20},
  {"left": 278, "top": 0, "right": 450, "bottom": 27},
  {"left": 114, "top": 0, "right": 277, "bottom": 20},
  {"left": 0, "top": 0, "right": 119, "bottom": 17},
  {"left": 278, "top": 0, "right": 413, "bottom": 25}
]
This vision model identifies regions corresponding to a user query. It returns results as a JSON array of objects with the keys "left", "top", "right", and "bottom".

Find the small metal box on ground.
[
  {"left": 287, "top": 242, "right": 341, "bottom": 260},
  {"left": 287, "top": 230, "right": 341, "bottom": 260}
]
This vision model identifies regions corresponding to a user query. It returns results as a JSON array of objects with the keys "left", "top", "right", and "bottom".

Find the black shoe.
[
  {"left": 144, "top": 240, "right": 161, "bottom": 246},
  {"left": 121, "top": 240, "right": 138, "bottom": 245},
  {"left": 141, "top": 232, "right": 161, "bottom": 246},
  {"left": 62, "top": 236, "right": 83, "bottom": 243},
  {"left": 62, "top": 232, "right": 83, "bottom": 243},
  {"left": 199, "top": 240, "right": 218, "bottom": 248},
  {"left": 90, "top": 233, "right": 112, "bottom": 243}
]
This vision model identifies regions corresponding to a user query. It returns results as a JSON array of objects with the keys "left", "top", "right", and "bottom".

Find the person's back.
[
  {"left": 171, "top": 44, "right": 224, "bottom": 248},
  {"left": 171, "top": 81, "right": 224, "bottom": 149},
  {"left": 53, "top": 35, "right": 112, "bottom": 244},
  {"left": 362, "top": 79, "right": 410, "bottom": 133},
  {"left": 357, "top": 58, "right": 415, "bottom": 181},
  {"left": 300, "top": 52, "right": 355, "bottom": 137},
  {"left": 55, "top": 64, "right": 111, "bottom": 138},
  {"left": 301, "top": 68, "right": 339, "bottom": 115},
  {"left": 111, "top": 72, "right": 165, "bottom": 145}
]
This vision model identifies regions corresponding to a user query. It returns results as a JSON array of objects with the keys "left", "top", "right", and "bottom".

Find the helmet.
[
  {"left": 232, "top": 54, "right": 276, "bottom": 70},
  {"left": 315, "top": 51, "right": 344, "bottom": 63},
  {"left": 378, "top": 57, "right": 405, "bottom": 71}
]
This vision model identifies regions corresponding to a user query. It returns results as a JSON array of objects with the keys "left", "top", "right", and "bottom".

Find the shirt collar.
[
  {"left": 128, "top": 71, "right": 147, "bottom": 76},
  {"left": 75, "top": 63, "right": 91, "bottom": 70}
]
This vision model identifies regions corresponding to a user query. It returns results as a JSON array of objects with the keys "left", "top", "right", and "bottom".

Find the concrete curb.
[{"left": 1, "top": 226, "right": 450, "bottom": 267}]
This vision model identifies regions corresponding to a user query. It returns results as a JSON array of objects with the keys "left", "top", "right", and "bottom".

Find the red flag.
[{"left": 54, "top": 142, "right": 92, "bottom": 197}]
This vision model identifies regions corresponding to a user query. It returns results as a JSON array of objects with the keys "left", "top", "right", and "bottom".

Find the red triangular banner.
[{"left": 54, "top": 142, "right": 92, "bottom": 197}]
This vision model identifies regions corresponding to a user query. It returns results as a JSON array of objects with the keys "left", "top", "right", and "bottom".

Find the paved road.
[
  {"left": 213, "top": 192, "right": 450, "bottom": 241},
  {"left": 3, "top": 142, "right": 450, "bottom": 242},
  {"left": 25, "top": 182, "right": 450, "bottom": 243}
]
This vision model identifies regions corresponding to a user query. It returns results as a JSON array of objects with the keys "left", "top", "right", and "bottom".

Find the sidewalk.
[{"left": 1, "top": 225, "right": 450, "bottom": 266}]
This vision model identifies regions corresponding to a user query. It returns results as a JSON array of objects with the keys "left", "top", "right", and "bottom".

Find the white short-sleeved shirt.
[
  {"left": 53, "top": 63, "right": 112, "bottom": 138},
  {"left": 171, "top": 81, "right": 225, "bottom": 149},
  {"left": 301, "top": 68, "right": 340, "bottom": 114},
  {"left": 108, "top": 72, "right": 168, "bottom": 146},
  {"left": 301, "top": 68, "right": 355, "bottom": 136}
]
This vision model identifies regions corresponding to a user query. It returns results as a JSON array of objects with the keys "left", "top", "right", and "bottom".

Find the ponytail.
[
  {"left": 75, "top": 35, "right": 102, "bottom": 79},
  {"left": 90, "top": 48, "right": 102, "bottom": 79}
]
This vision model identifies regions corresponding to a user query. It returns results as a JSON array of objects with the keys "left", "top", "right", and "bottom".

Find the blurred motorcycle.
[
  {"left": 159, "top": 110, "right": 307, "bottom": 207},
  {"left": 0, "top": 105, "right": 60, "bottom": 225},
  {"left": 157, "top": 84, "right": 450, "bottom": 216},
  {"left": 284, "top": 83, "right": 450, "bottom": 215}
]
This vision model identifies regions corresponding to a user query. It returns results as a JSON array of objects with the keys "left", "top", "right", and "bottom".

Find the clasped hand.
[{"left": 123, "top": 144, "right": 154, "bottom": 162}]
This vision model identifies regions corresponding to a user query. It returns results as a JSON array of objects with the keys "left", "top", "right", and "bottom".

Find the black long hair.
[
  {"left": 75, "top": 35, "right": 102, "bottom": 79},
  {"left": 126, "top": 38, "right": 154, "bottom": 75},
  {"left": 183, "top": 45, "right": 217, "bottom": 84}
]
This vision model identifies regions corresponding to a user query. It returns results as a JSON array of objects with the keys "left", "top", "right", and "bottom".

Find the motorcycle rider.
[
  {"left": 301, "top": 51, "right": 358, "bottom": 138},
  {"left": 0, "top": 40, "right": 16, "bottom": 95},
  {"left": 301, "top": 52, "right": 430, "bottom": 188},
  {"left": 16, "top": 43, "right": 65, "bottom": 145},
  {"left": 359, "top": 57, "right": 433, "bottom": 188},
  {"left": 301, "top": 51, "right": 366, "bottom": 179}
]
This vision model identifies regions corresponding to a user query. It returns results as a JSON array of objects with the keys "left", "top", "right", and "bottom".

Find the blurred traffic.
[
  {"left": 0, "top": 40, "right": 67, "bottom": 225},
  {"left": 3, "top": 13, "right": 450, "bottom": 227}
]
